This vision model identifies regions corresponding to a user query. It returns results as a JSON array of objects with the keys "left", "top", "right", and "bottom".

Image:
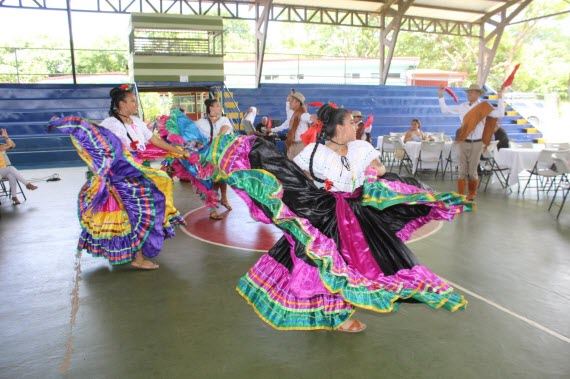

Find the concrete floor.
[{"left": 0, "top": 167, "right": 569, "bottom": 379}]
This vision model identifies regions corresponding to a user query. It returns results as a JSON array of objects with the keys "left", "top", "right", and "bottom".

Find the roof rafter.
[{"left": 0, "top": 0, "right": 533, "bottom": 38}]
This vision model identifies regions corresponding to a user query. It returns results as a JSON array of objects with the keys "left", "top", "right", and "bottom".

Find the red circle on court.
[{"left": 181, "top": 191, "right": 441, "bottom": 251}]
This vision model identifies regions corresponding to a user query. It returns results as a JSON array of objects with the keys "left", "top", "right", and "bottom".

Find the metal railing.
[
  {"left": 0, "top": 46, "right": 129, "bottom": 84},
  {"left": 1, "top": 47, "right": 415, "bottom": 86}
]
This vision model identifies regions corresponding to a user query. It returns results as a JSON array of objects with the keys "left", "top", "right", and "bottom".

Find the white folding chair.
[
  {"left": 522, "top": 149, "right": 560, "bottom": 200},
  {"left": 415, "top": 141, "right": 444, "bottom": 178},
  {"left": 479, "top": 141, "right": 510, "bottom": 191},
  {"left": 383, "top": 136, "right": 412, "bottom": 174},
  {"left": 380, "top": 135, "right": 396, "bottom": 166}
]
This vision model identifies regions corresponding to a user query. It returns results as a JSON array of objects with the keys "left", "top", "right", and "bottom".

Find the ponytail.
[
  {"left": 308, "top": 104, "right": 349, "bottom": 182},
  {"left": 108, "top": 85, "right": 133, "bottom": 124}
]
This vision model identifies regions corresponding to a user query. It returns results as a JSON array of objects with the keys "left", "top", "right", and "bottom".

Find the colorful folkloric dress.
[
  {"left": 50, "top": 116, "right": 184, "bottom": 265},
  {"left": 192, "top": 133, "right": 471, "bottom": 330}
]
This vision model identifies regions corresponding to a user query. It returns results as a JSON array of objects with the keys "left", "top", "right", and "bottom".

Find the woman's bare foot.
[
  {"left": 336, "top": 318, "right": 366, "bottom": 333},
  {"left": 11, "top": 197, "right": 21, "bottom": 206},
  {"left": 220, "top": 199, "right": 232, "bottom": 211},
  {"left": 131, "top": 259, "right": 159, "bottom": 270},
  {"left": 209, "top": 210, "right": 224, "bottom": 220},
  {"left": 26, "top": 183, "right": 38, "bottom": 190}
]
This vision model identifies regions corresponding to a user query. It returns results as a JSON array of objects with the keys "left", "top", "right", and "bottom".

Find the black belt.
[{"left": 464, "top": 139, "right": 482, "bottom": 143}]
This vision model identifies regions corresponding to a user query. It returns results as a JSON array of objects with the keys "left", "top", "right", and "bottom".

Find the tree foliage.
[{"left": 268, "top": 0, "right": 570, "bottom": 98}]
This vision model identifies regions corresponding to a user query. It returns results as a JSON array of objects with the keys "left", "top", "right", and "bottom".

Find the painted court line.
[{"left": 443, "top": 278, "right": 570, "bottom": 344}]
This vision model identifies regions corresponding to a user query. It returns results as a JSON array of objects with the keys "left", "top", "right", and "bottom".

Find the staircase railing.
[{"left": 214, "top": 83, "right": 243, "bottom": 131}]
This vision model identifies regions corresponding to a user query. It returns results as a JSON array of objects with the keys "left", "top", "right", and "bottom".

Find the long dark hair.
[
  {"left": 308, "top": 104, "right": 350, "bottom": 182},
  {"left": 204, "top": 98, "right": 219, "bottom": 142},
  {"left": 108, "top": 85, "right": 133, "bottom": 124},
  {"left": 204, "top": 98, "right": 218, "bottom": 117}
]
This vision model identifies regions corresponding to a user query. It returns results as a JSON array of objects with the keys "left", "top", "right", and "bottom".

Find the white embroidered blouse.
[
  {"left": 294, "top": 140, "right": 380, "bottom": 193},
  {"left": 99, "top": 116, "right": 153, "bottom": 151},
  {"left": 195, "top": 116, "right": 233, "bottom": 141}
]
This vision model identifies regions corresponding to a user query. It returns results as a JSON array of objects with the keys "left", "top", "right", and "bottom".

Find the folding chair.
[
  {"left": 479, "top": 141, "right": 511, "bottom": 192},
  {"left": 522, "top": 149, "right": 560, "bottom": 200},
  {"left": 442, "top": 142, "right": 459, "bottom": 180},
  {"left": 0, "top": 153, "right": 27, "bottom": 204},
  {"left": 415, "top": 141, "right": 444, "bottom": 178},
  {"left": 380, "top": 135, "right": 396, "bottom": 167},
  {"left": 392, "top": 137, "right": 413, "bottom": 175},
  {"left": 0, "top": 178, "right": 27, "bottom": 203},
  {"left": 548, "top": 151, "right": 570, "bottom": 219}
]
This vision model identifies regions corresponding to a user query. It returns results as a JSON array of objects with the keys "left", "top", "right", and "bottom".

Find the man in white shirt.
[
  {"left": 438, "top": 83, "right": 504, "bottom": 200},
  {"left": 241, "top": 106, "right": 258, "bottom": 135},
  {"left": 352, "top": 110, "right": 372, "bottom": 142},
  {"left": 270, "top": 91, "right": 314, "bottom": 159}
]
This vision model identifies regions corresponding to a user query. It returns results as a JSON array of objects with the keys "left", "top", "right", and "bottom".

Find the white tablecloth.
[
  {"left": 494, "top": 147, "right": 542, "bottom": 186},
  {"left": 377, "top": 136, "right": 453, "bottom": 173}
]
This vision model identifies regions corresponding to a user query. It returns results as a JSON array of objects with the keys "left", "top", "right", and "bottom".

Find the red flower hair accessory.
[
  {"left": 119, "top": 84, "right": 132, "bottom": 91},
  {"left": 324, "top": 179, "right": 333, "bottom": 191},
  {"left": 130, "top": 140, "right": 139, "bottom": 150}
]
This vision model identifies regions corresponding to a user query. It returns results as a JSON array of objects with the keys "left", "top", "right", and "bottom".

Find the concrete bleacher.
[
  {"left": 0, "top": 83, "right": 116, "bottom": 168},
  {"left": 231, "top": 83, "right": 541, "bottom": 144},
  {"left": 0, "top": 82, "right": 541, "bottom": 169}
]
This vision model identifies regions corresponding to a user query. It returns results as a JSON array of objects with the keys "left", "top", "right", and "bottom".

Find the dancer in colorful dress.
[
  {"left": 194, "top": 98, "right": 234, "bottom": 220},
  {"left": 176, "top": 103, "right": 470, "bottom": 331},
  {"left": 50, "top": 116, "right": 184, "bottom": 270}
]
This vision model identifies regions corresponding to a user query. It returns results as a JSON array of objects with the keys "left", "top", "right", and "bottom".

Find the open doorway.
[{"left": 137, "top": 86, "right": 211, "bottom": 123}]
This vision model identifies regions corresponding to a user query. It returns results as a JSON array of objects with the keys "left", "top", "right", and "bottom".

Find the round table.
[{"left": 494, "top": 146, "right": 543, "bottom": 186}]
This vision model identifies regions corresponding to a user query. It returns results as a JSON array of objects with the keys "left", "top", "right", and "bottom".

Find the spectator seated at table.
[
  {"left": 494, "top": 126, "right": 510, "bottom": 150},
  {"left": 254, "top": 116, "right": 276, "bottom": 143},
  {"left": 404, "top": 119, "right": 434, "bottom": 143},
  {"left": 241, "top": 106, "right": 258, "bottom": 135},
  {"left": 255, "top": 116, "right": 272, "bottom": 135}
]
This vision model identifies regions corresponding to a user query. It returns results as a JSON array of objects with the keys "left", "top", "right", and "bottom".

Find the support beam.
[
  {"left": 476, "top": 0, "right": 532, "bottom": 85},
  {"left": 65, "top": 0, "right": 77, "bottom": 84},
  {"left": 379, "top": 0, "right": 413, "bottom": 85},
  {"left": 255, "top": 0, "right": 272, "bottom": 88}
]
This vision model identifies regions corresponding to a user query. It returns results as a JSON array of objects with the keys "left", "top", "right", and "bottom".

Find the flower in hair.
[
  {"left": 328, "top": 101, "right": 339, "bottom": 109},
  {"left": 324, "top": 179, "right": 333, "bottom": 191},
  {"left": 130, "top": 140, "right": 139, "bottom": 150},
  {"left": 119, "top": 84, "right": 132, "bottom": 91}
]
